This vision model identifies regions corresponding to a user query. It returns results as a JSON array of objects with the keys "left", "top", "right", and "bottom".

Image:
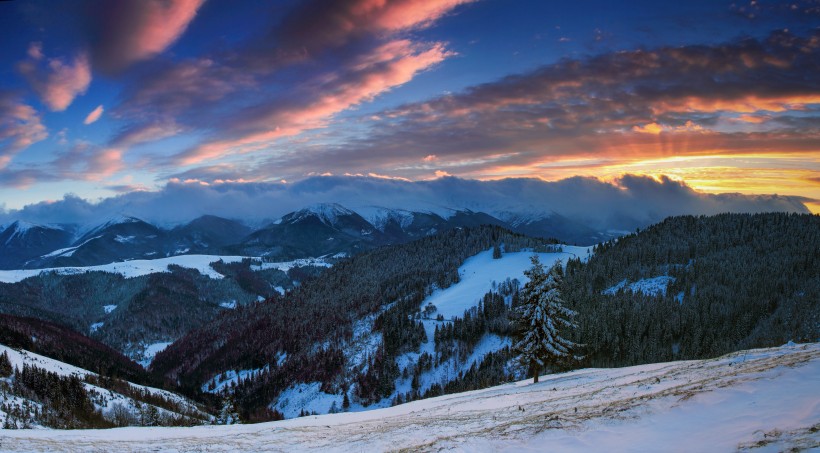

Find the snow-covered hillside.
[
  {"left": 425, "top": 245, "right": 590, "bottom": 319},
  {"left": 5, "top": 343, "right": 818, "bottom": 451},
  {"left": 269, "top": 245, "right": 592, "bottom": 418},
  {"left": 0, "top": 344, "right": 209, "bottom": 429}
]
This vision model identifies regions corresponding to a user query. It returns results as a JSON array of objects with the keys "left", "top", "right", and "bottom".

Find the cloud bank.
[{"left": 0, "top": 175, "right": 809, "bottom": 232}]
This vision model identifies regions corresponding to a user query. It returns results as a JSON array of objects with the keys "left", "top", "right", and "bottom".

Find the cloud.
[
  {"left": 274, "top": 0, "right": 475, "bottom": 54},
  {"left": 172, "top": 40, "right": 452, "bottom": 166},
  {"left": 0, "top": 92, "right": 48, "bottom": 167},
  {"left": 0, "top": 175, "right": 809, "bottom": 232},
  {"left": 83, "top": 105, "right": 104, "bottom": 125},
  {"left": 17, "top": 46, "right": 92, "bottom": 111},
  {"left": 51, "top": 143, "right": 124, "bottom": 180},
  {"left": 110, "top": 121, "right": 184, "bottom": 148},
  {"left": 242, "top": 29, "right": 816, "bottom": 181},
  {"left": 0, "top": 141, "right": 125, "bottom": 189},
  {"left": 87, "top": 0, "right": 205, "bottom": 74},
  {"left": 108, "top": 0, "right": 470, "bottom": 161}
]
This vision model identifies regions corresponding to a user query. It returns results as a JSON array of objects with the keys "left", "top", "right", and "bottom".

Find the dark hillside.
[
  {"left": 563, "top": 213, "right": 819, "bottom": 367},
  {"left": 0, "top": 313, "right": 150, "bottom": 384}
]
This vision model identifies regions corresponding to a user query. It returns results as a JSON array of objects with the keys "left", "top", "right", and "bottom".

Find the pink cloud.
[
  {"left": 18, "top": 48, "right": 92, "bottom": 111},
  {"left": 90, "top": 0, "right": 205, "bottom": 73},
  {"left": 84, "top": 105, "right": 104, "bottom": 125},
  {"left": 88, "top": 148, "right": 125, "bottom": 179},
  {"left": 52, "top": 143, "right": 124, "bottom": 181},
  {"left": 111, "top": 121, "right": 184, "bottom": 148},
  {"left": 175, "top": 40, "right": 452, "bottom": 166},
  {"left": 0, "top": 94, "right": 48, "bottom": 167},
  {"left": 366, "top": 0, "right": 476, "bottom": 32},
  {"left": 277, "top": 0, "right": 474, "bottom": 54}
]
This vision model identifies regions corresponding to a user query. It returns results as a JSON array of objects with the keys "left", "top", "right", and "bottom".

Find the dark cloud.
[{"left": 84, "top": 0, "right": 205, "bottom": 74}]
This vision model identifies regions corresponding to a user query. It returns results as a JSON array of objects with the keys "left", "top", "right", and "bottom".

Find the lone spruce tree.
[{"left": 514, "top": 256, "right": 580, "bottom": 383}]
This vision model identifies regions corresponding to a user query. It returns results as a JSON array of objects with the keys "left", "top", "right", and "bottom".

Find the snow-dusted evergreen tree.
[{"left": 514, "top": 256, "right": 580, "bottom": 383}]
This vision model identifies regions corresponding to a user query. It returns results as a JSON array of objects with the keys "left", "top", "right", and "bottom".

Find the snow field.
[
  {"left": 4, "top": 343, "right": 817, "bottom": 451},
  {"left": 0, "top": 255, "right": 333, "bottom": 284}
]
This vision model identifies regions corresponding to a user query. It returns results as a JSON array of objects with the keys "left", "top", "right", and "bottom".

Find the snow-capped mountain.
[
  {"left": 27, "top": 215, "right": 166, "bottom": 269},
  {"left": 1, "top": 201, "right": 618, "bottom": 269},
  {"left": 0, "top": 221, "right": 73, "bottom": 269},
  {"left": 236, "top": 203, "right": 385, "bottom": 258}
]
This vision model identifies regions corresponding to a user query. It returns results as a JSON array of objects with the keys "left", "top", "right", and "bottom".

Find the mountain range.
[{"left": 0, "top": 203, "right": 607, "bottom": 270}]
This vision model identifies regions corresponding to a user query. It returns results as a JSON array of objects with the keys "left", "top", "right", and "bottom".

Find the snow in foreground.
[{"left": 4, "top": 343, "right": 818, "bottom": 452}]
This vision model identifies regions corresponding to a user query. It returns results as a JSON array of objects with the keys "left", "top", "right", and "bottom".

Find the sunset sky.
[{"left": 0, "top": 0, "right": 818, "bottom": 213}]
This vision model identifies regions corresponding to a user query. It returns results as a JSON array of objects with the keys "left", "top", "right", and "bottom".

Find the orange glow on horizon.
[{"left": 469, "top": 152, "right": 820, "bottom": 214}]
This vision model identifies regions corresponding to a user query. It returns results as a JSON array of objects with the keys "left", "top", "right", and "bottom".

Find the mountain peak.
[
  {"left": 287, "top": 203, "right": 356, "bottom": 227},
  {"left": 2, "top": 221, "right": 64, "bottom": 246}
]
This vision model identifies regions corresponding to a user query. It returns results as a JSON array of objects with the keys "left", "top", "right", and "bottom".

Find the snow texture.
[
  {"left": 4, "top": 221, "right": 62, "bottom": 245},
  {"left": 103, "top": 304, "right": 117, "bottom": 314},
  {"left": 603, "top": 275, "right": 676, "bottom": 297},
  {"left": 202, "top": 366, "right": 270, "bottom": 394},
  {"left": 39, "top": 235, "right": 102, "bottom": 259},
  {"left": 4, "top": 343, "right": 818, "bottom": 451},
  {"left": 289, "top": 203, "right": 355, "bottom": 226},
  {"left": 274, "top": 382, "right": 343, "bottom": 418},
  {"left": 249, "top": 257, "right": 332, "bottom": 272},
  {"left": 354, "top": 206, "right": 416, "bottom": 232},
  {"left": 137, "top": 342, "right": 173, "bottom": 368}
]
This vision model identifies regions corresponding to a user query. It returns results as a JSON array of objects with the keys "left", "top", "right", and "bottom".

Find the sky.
[{"left": 0, "top": 0, "right": 818, "bottom": 215}]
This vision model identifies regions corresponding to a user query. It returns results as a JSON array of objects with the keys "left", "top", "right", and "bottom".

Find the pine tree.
[
  {"left": 514, "top": 256, "right": 580, "bottom": 383},
  {"left": 493, "top": 243, "right": 502, "bottom": 259},
  {"left": 0, "top": 351, "right": 12, "bottom": 377}
]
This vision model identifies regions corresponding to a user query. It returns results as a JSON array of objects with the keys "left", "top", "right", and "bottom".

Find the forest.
[{"left": 562, "top": 212, "right": 819, "bottom": 367}]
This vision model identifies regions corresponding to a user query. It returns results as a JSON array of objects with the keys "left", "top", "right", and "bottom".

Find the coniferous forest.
[{"left": 563, "top": 213, "right": 819, "bottom": 367}]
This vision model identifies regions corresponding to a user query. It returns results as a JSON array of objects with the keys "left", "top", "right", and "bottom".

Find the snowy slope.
[
  {"left": 425, "top": 245, "right": 591, "bottom": 320},
  {"left": 273, "top": 245, "right": 594, "bottom": 417},
  {"left": 4, "top": 343, "right": 818, "bottom": 451},
  {"left": 0, "top": 344, "right": 208, "bottom": 428}
]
